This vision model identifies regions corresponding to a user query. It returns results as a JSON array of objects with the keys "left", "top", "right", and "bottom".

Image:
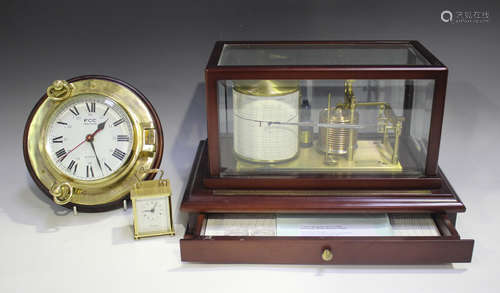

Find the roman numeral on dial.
[
  {"left": 69, "top": 106, "right": 80, "bottom": 116},
  {"left": 86, "top": 165, "right": 94, "bottom": 178},
  {"left": 67, "top": 160, "right": 78, "bottom": 174},
  {"left": 86, "top": 102, "right": 96, "bottom": 112},
  {"left": 52, "top": 136, "right": 63, "bottom": 143},
  {"left": 117, "top": 135, "right": 129, "bottom": 142},
  {"left": 104, "top": 162, "right": 112, "bottom": 172},
  {"left": 55, "top": 148, "right": 67, "bottom": 160},
  {"left": 113, "top": 118, "right": 124, "bottom": 127},
  {"left": 103, "top": 107, "right": 109, "bottom": 116},
  {"left": 112, "top": 148, "right": 126, "bottom": 161}
]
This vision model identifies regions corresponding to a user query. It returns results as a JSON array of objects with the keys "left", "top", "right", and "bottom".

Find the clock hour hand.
[
  {"left": 91, "top": 119, "right": 108, "bottom": 137},
  {"left": 97, "top": 119, "right": 107, "bottom": 131},
  {"left": 89, "top": 140, "right": 103, "bottom": 174},
  {"left": 145, "top": 202, "right": 157, "bottom": 213}
]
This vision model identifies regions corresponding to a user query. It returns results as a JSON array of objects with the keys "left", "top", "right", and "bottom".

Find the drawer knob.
[{"left": 321, "top": 248, "right": 333, "bottom": 262}]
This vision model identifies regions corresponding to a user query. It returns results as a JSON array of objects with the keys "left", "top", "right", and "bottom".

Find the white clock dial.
[
  {"left": 135, "top": 197, "right": 170, "bottom": 234},
  {"left": 45, "top": 94, "right": 134, "bottom": 181}
]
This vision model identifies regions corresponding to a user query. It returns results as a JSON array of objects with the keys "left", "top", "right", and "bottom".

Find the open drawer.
[{"left": 180, "top": 213, "right": 474, "bottom": 264}]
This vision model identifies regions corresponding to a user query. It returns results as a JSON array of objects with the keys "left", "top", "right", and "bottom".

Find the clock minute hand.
[{"left": 89, "top": 140, "right": 103, "bottom": 174}]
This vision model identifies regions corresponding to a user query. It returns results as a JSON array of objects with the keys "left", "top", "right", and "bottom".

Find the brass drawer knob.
[{"left": 322, "top": 248, "right": 333, "bottom": 262}]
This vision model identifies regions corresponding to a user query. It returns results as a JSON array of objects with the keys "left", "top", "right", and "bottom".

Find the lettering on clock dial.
[
  {"left": 52, "top": 136, "right": 63, "bottom": 143},
  {"left": 55, "top": 148, "right": 67, "bottom": 160},
  {"left": 117, "top": 135, "right": 129, "bottom": 142},
  {"left": 47, "top": 95, "right": 133, "bottom": 181},
  {"left": 86, "top": 101, "right": 96, "bottom": 113},
  {"left": 113, "top": 118, "right": 125, "bottom": 127},
  {"left": 112, "top": 148, "right": 126, "bottom": 161},
  {"left": 86, "top": 165, "right": 94, "bottom": 178},
  {"left": 67, "top": 160, "right": 78, "bottom": 174},
  {"left": 104, "top": 162, "right": 112, "bottom": 172},
  {"left": 69, "top": 106, "right": 80, "bottom": 116}
]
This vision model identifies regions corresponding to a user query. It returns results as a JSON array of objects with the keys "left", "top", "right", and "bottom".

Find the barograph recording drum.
[{"left": 233, "top": 80, "right": 299, "bottom": 163}]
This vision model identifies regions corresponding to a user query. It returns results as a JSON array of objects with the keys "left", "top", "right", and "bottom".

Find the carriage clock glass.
[
  {"left": 23, "top": 76, "right": 163, "bottom": 212},
  {"left": 130, "top": 168, "right": 175, "bottom": 239},
  {"left": 180, "top": 41, "right": 474, "bottom": 265}
]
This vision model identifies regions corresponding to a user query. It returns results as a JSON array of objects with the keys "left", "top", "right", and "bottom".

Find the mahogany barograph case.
[{"left": 180, "top": 41, "right": 474, "bottom": 264}]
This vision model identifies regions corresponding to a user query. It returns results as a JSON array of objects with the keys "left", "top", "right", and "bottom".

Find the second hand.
[{"left": 58, "top": 138, "right": 86, "bottom": 162}]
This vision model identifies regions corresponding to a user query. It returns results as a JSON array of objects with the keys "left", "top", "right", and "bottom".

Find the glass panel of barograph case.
[
  {"left": 218, "top": 79, "right": 435, "bottom": 176},
  {"left": 218, "top": 43, "right": 430, "bottom": 66}
]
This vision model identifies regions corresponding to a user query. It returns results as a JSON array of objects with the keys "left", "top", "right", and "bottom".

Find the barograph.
[{"left": 180, "top": 41, "right": 474, "bottom": 264}]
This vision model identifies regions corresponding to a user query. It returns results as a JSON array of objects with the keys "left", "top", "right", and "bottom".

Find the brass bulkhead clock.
[{"left": 23, "top": 75, "right": 163, "bottom": 212}]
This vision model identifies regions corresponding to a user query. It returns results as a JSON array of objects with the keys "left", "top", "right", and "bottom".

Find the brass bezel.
[
  {"left": 25, "top": 77, "right": 162, "bottom": 209},
  {"left": 41, "top": 94, "right": 137, "bottom": 187}
]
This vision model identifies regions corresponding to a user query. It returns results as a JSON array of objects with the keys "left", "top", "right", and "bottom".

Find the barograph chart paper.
[{"left": 233, "top": 90, "right": 299, "bottom": 162}]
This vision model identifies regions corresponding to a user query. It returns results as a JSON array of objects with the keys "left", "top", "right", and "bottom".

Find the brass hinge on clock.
[
  {"left": 49, "top": 182, "right": 83, "bottom": 215},
  {"left": 141, "top": 123, "right": 156, "bottom": 154},
  {"left": 47, "top": 80, "right": 73, "bottom": 101}
]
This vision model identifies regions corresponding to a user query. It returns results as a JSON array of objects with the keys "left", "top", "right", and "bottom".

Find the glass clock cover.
[
  {"left": 134, "top": 196, "right": 172, "bottom": 234},
  {"left": 45, "top": 94, "right": 134, "bottom": 181}
]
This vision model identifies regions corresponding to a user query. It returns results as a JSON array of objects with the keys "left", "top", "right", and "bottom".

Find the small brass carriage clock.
[
  {"left": 130, "top": 168, "right": 175, "bottom": 239},
  {"left": 23, "top": 75, "right": 163, "bottom": 212}
]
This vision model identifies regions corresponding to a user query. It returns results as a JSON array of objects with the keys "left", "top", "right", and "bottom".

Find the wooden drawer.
[{"left": 180, "top": 213, "right": 473, "bottom": 264}]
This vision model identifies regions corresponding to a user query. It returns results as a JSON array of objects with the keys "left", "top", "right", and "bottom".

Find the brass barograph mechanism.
[
  {"left": 233, "top": 79, "right": 405, "bottom": 173},
  {"left": 319, "top": 80, "right": 404, "bottom": 166}
]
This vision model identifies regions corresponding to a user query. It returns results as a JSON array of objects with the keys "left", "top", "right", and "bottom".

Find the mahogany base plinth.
[{"left": 180, "top": 140, "right": 474, "bottom": 264}]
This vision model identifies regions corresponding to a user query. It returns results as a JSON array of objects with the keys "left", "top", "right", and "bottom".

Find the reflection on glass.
[
  {"left": 219, "top": 44, "right": 430, "bottom": 66},
  {"left": 218, "top": 79, "right": 434, "bottom": 177}
]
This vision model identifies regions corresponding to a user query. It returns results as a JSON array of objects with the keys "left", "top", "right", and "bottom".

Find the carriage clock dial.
[
  {"left": 23, "top": 76, "right": 164, "bottom": 212},
  {"left": 133, "top": 195, "right": 174, "bottom": 238}
]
